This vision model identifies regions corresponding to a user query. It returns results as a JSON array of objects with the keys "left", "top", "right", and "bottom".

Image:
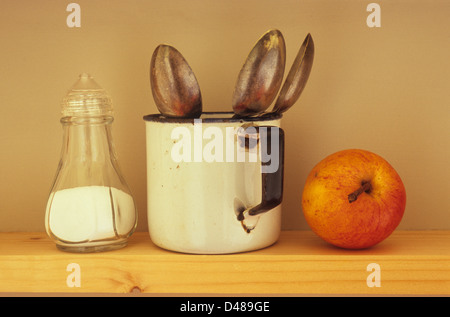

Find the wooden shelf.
[{"left": 0, "top": 231, "right": 449, "bottom": 295}]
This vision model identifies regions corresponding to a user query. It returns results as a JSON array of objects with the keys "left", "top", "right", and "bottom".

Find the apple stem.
[{"left": 348, "top": 181, "right": 372, "bottom": 203}]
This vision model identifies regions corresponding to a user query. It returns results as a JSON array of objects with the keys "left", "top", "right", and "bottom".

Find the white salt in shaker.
[{"left": 45, "top": 73, "right": 137, "bottom": 252}]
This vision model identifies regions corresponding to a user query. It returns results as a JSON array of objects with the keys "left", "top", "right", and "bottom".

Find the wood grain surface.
[{"left": 0, "top": 231, "right": 449, "bottom": 295}]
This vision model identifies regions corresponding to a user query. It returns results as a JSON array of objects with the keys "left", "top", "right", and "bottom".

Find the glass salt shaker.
[{"left": 45, "top": 73, "right": 137, "bottom": 252}]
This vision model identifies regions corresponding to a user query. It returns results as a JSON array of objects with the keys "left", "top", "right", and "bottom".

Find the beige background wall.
[{"left": 1, "top": 0, "right": 449, "bottom": 232}]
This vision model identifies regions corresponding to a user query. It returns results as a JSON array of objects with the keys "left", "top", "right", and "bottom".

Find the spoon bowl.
[
  {"left": 232, "top": 29, "right": 286, "bottom": 117},
  {"left": 150, "top": 44, "right": 202, "bottom": 118},
  {"left": 272, "top": 33, "right": 314, "bottom": 114}
]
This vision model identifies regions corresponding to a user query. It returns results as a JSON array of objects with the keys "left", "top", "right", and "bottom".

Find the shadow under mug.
[{"left": 143, "top": 112, "right": 284, "bottom": 254}]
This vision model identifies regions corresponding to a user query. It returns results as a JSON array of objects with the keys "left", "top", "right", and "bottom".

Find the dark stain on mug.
[{"left": 241, "top": 222, "right": 253, "bottom": 233}]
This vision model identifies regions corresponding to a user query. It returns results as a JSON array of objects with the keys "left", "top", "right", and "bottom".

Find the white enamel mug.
[{"left": 144, "top": 112, "right": 284, "bottom": 254}]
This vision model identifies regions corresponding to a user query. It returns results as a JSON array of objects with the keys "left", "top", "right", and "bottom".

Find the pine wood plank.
[{"left": 0, "top": 231, "right": 449, "bottom": 295}]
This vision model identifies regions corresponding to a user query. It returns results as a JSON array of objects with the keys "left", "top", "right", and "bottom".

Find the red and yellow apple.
[{"left": 301, "top": 149, "right": 406, "bottom": 249}]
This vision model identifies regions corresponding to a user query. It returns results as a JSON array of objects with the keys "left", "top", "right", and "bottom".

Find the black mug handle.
[{"left": 236, "top": 126, "right": 285, "bottom": 220}]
